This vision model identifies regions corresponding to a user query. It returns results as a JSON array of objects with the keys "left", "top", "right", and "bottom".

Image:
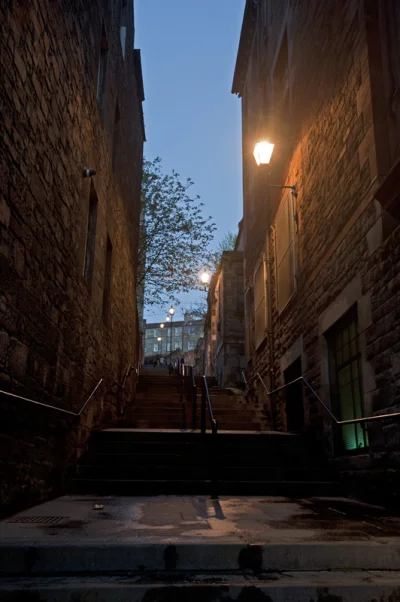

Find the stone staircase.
[
  {"left": 4, "top": 370, "right": 399, "bottom": 600},
  {"left": 73, "top": 369, "right": 339, "bottom": 496},
  {"left": 130, "top": 372, "right": 266, "bottom": 431}
]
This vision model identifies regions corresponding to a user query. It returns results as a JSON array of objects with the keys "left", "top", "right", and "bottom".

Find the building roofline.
[
  {"left": 232, "top": 0, "right": 257, "bottom": 97},
  {"left": 134, "top": 49, "right": 146, "bottom": 141}
]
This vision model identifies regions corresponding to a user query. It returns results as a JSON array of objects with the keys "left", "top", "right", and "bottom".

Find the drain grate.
[{"left": 8, "top": 516, "right": 68, "bottom": 524}]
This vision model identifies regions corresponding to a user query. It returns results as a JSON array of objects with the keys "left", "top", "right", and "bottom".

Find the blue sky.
[{"left": 135, "top": 0, "right": 245, "bottom": 322}]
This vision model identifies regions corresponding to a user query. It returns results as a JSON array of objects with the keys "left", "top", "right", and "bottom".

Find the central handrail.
[
  {"left": 243, "top": 371, "right": 400, "bottom": 426},
  {"left": 201, "top": 375, "right": 217, "bottom": 435}
]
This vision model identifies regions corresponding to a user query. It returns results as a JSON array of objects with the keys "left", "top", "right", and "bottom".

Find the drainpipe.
[{"left": 266, "top": 224, "right": 276, "bottom": 429}]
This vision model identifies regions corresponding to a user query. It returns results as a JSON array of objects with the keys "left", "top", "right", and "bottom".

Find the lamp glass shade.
[
  {"left": 160, "top": 323, "right": 164, "bottom": 328},
  {"left": 253, "top": 141, "right": 274, "bottom": 166},
  {"left": 157, "top": 337, "right": 162, "bottom": 342},
  {"left": 166, "top": 316, "right": 170, "bottom": 322},
  {"left": 169, "top": 306, "right": 175, "bottom": 315},
  {"left": 200, "top": 270, "right": 210, "bottom": 284}
]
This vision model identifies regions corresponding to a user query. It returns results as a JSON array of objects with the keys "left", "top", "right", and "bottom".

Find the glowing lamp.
[{"left": 253, "top": 141, "right": 274, "bottom": 166}]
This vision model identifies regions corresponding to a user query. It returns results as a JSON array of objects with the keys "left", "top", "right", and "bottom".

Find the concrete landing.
[{"left": 2, "top": 495, "right": 400, "bottom": 574}]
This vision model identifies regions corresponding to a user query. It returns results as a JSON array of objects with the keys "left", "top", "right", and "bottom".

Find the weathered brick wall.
[
  {"left": 236, "top": 0, "right": 400, "bottom": 502},
  {"left": 0, "top": 0, "right": 144, "bottom": 514}
]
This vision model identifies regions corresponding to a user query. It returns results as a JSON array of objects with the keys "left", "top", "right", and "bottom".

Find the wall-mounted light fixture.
[
  {"left": 253, "top": 141, "right": 298, "bottom": 197},
  {"left": 83, "top": 168, "right": 96, "bottom": 178}
]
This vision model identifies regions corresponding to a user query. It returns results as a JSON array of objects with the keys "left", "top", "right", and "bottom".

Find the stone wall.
[
  {"left": 214, "top": 251, "right": 245, "bottom": 388},
  {"left": 234, "top": 0, "right": 400, "bottom": 503},
  {"left": 0, "top": 0, "right": 145, "bottom": 514}
]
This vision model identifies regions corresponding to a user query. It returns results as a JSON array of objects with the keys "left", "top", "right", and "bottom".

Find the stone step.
[
  {"left": 76, "top": 464, "right": 330, "bottom": 482},
  {"left": 2, "top": 572, "right": 400, "bottom": 601},
  {"left": 71, "top": 477, "right": 340, "bottom": 496},
  {"left": 93, "top": 430, "right": 298, "bottom": 443},
  {"left": 3, "top": 539, "right": 397, "bottom": 575},
  {"left": 93, "top": 452, "right": 311, "bottom": 467}
]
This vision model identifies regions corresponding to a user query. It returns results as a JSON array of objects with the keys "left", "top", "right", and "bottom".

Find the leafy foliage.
[
  {"left": 212, "top": 231, "right": 238, "bottom": 269},
  {"left": 138, "top": 158, "right": 217, "bottom": 307}
]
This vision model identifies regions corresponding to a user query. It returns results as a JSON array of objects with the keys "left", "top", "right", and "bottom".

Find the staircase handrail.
[
  {"left": 201, "top": 375, "right": 217, "bottom": 435},
  {"left": 242, "top": 371, "right": 400, "bottom": 426},
  {"left": 0, "top": 363, "right": 137, "bottom": 419}
]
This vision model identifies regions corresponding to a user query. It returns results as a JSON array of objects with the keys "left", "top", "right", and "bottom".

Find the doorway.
[{"left": 284, "top": 357, "right": 304, "bottom": 432}]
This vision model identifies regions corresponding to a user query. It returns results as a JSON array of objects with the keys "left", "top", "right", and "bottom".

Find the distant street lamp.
[
  {"left": 200, "top": 270, "right": 211, "bottom": 285},
  {"left": 168, "top": 306, "right": 175, "bottom": 363}
]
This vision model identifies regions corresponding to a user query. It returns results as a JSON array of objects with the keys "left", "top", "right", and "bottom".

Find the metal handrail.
[
  {"left": 113, "top": 365, "right": 135, "bottom": 390},
  {"left": 242, "top": 371, "right": 400, "bottom": 426},
  {"left": 202, "top": 375, "right": 217, "bottom": 435},
  {"left": 0, "top": 379, "right": 103, "bottom": 418},
  {"left": 0, "top": 363, "right": 137, "bottom": 419}
]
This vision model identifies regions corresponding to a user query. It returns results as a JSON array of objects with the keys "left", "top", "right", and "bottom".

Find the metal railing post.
[
  {"left": 192, "top": 368, "right": 197, "bottom": 430},
  {"left": 201, "top": 379, "right": 206, "bottom": 435}
]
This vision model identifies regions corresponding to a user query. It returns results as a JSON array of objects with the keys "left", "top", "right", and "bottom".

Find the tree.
[
  {"left": 212, "top": 231, "right": 237, "bottom": 269},
  {"left": 186, "top": 231, "right": 239, "bottom": 320},
  {"left": 138, "top": 158, "right": 217, "bottom": 307}
]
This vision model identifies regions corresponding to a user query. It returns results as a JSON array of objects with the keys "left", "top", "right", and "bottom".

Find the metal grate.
[{"left": 8, "top": 516, "right": 68, "bottom": 524}]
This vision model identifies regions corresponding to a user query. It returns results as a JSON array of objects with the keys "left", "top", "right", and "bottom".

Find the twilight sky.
[{"left": 135, "top": 0, "right": 245, "bottom": 323}]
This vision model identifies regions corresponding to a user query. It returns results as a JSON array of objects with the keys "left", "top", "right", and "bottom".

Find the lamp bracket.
[{"left": 267, "top": 184, "right": 298, "bottom": 197}]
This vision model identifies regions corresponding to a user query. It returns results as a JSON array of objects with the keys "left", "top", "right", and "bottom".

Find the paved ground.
[{"left": 2, "top": 495, "right": 400, "bottom": 546}]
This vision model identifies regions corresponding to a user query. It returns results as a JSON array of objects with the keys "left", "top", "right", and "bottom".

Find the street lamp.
[
  {"left": 168, "top": 306, "right": 175, "bottom": 364},
  {"left": 200, "top": 270, "right": 211, "bottom": 285},
  {"left": 253, "top": 140, "right": 275, "bottom": 166},
  {"left": 253, "top": 140, "right": 298, "bottom": 197}
]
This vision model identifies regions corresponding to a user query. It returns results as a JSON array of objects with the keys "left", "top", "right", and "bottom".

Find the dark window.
[
  {"left": 83, "top": 182, "right": 98, "bottom": 289},
  {"left": 97, "top": 22, "right": 109, "bottom": 111},
  {"left": 102, "top": 236, "right": 113, "bottom": 325},
  {"left": 112, "top": 101, "right": 120, "bottom": 172},
  {"left": 327, "top": 307, "right": 368, "bottom": 454}
]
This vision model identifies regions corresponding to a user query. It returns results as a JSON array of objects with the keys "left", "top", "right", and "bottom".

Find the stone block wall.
[
  {"left": 0, "top": 0, "right": 145, "bottom": 514},
  {"left": 213, "top": 251, "right": 245, "bottom": 388}
]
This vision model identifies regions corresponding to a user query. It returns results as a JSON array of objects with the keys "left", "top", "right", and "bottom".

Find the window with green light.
[{"left": 327, "top": 307, "right": 368, "bottom": 454}]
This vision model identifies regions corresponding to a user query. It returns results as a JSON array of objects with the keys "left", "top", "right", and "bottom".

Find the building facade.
[
  {"left": 203, "top": 246, "right": 246, "bottom": 388},
  {"left": 233, "top": 0, "right": 400, "bottom": 502},
  {"left": 0, "top": 0, "right": 145, "bottom": 513},
  {"left": 144, "top": 315, "right": 205, "bottom": 359}
]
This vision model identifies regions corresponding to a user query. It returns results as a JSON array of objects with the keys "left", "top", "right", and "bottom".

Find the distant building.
[
  {"left": 203, "top": 223, "right": 245, "bottom": 387},
  {"left": 144, "top": 314, "right": 204, "bottom": 358}
]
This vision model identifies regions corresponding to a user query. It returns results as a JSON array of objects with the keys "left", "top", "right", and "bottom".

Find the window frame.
[
  {"left": 326, "top": 306, "right": 368, "bottom": 455},
  {"left": 245, "top": 285, "right": 254, "bottom": 360},
  {"left": 83, "top": 182, "right": 98, "bottom": 290},
  {"left": 253, "top": 255, "right": 267, "bottom": 350},
  {"left": 275, "top": 192, "right": 297, "bottom": 313}
]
